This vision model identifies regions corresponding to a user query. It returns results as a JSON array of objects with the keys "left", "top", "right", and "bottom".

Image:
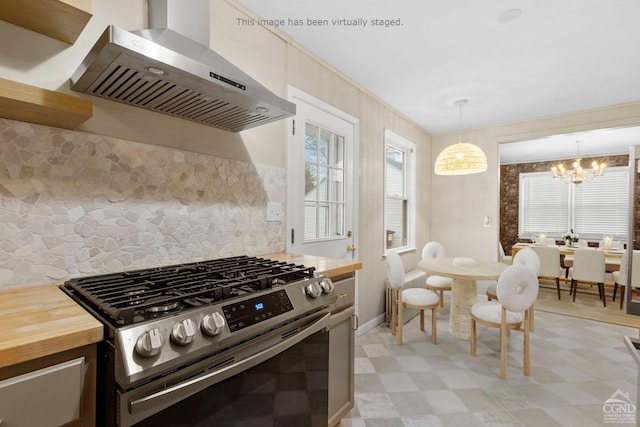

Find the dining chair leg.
[
  {"left": 391, "top": 289, "right": 397, "bottom": 336},
  {"left": 613, "top": 283, "right": 619, "bottom": 301},
  {"left": 431, "top": 308, "right": 437, "bottom": 344},
  {"left": 530, "top": 304, "right": 535, "bottom": 333},
  {"left": 555, "top": 277, "right": 561, "bottom": 300},
  {"left": 397, "top": 297, "right": 404, "bottom": 345},
  {"left": 470, "top": 317, "right": 477, "bottom": 356},
  {"left": 620, "top": 285, "right": 625, "bottom": 309},
  {"left": 419, "top": 309, "right": 425, "bottom": 331},
  {"left": 523, "top": 307, "right": 531, "bottom": 376},
  {"left": 571, "top": 279, "right": 577, "bottom": 302},
  {"left": 600, "top": 283, "right": 606, "bottom": 307},
  {"left": 438, "top": 290, "right": 444, "bottom": 307},
  {"left": 500, "top": 308, "right": 508, "bottom": 379}
]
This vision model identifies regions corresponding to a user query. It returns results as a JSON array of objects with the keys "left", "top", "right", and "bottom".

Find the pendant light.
[{"left": 434, "top": 99, "right": 488, "bottom": 175}]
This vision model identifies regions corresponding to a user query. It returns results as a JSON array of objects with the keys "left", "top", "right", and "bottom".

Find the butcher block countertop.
[
  {"left": 0, "top": 253, "right": 359, "bottom": 369},
  {"left": 261, "top": 252, "right": 362, "bottom": 278},
  {"left": 0, "top": 283, "right": 103, "bottom": 369}
]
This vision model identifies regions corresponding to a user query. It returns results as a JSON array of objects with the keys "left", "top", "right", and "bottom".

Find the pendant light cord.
[{"left": 458, "top": 102, "right": 462, "bottom": 144}]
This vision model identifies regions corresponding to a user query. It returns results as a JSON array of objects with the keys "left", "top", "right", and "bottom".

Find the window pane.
[
  {"left": 319, "top": 128, "right": 330, "bottom": 164},
  {"left": 573, "top": 168, "right": 628, "bottom": 239},
  {"left": 383, "top": 130, "right": 416, "bottom": 253},
  {"left": 385, "top": 197, "right": 406, "bottom": 249},
  {"left": 304, "top": 203, "right": 316, "bottom": 240},
  {"left": 519, "top": 172, "right": 569, "bottom": 237},
  {"left": 305, "top": 164, "right": 317, "bottom": 200},
  {"left": 318, "top": 203, "right": 329, "bottom": 238},
  {"left": 317, "top": 166, "right": 329, "bottom": 201},
  {"left": 303, "top": 123, "right": 346, "bottom": 242},
  {"left": 386, "top": 146, "right": 405, "bottom": 197}
]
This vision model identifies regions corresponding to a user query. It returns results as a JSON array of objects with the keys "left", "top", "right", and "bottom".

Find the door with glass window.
[{"left": 287, "top": 88, "right": 358, "bottom": 259}]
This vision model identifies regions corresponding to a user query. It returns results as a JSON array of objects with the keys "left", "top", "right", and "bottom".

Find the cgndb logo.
[{"left": 603, "top": 389, "right": 636, "bottom": 424}]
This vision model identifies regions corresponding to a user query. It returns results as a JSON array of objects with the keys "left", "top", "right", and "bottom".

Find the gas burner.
[
  {"left": 61, "top": 256, "right": 317, "bottom": 327},
  {"left": 145, "top": 300, "right": 181, "bottom": 313}
]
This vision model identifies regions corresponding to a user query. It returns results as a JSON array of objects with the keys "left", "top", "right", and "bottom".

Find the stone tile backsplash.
[{"left": 0, "top": 119, "right": 286, "bottom": 288}]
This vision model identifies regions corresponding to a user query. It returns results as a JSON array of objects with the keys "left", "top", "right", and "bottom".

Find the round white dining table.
[{"left": 418, "top": 257, "right": 508, "bottom": 339}]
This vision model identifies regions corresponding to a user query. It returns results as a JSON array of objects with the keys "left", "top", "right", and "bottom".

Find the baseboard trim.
[{"left": 356, "top": 313, "right": 386, "bottom": 337}]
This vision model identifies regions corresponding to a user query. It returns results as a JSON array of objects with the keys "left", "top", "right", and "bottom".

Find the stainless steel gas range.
[{"left": 61, "top": 256, "right": 336, "bottom": 427}]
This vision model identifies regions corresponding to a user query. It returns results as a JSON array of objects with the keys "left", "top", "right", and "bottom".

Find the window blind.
[
  {"left": 518, "top": 166, "right": 628, "bottom": 240},
  {"left": 573, "top": 167, "right": 628, "bottom": 239}
]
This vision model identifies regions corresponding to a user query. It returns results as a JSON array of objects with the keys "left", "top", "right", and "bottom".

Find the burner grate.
[{"left": 62, "top": 256, "right": 315, "bottom": 326}]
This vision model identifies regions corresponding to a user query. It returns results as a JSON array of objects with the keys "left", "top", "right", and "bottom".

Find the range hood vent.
[{"left": 70, "top": 25, "right": 295, "bottom": 132}]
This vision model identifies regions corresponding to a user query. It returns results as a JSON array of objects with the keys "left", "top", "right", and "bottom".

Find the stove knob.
[
  {"left": 135, "top": 328, "right": 164, "bottom": 357},
  {"left": 201, "top": 312, "right": 226, "bottom": 337},
  {"left": 305, "top": 282, "right": 322, "bottom": 298},
  {"left": 171, "top": 319, "right": 197, "bottom": 346},
  {"left": 320, "top": 278, "right": 334, "bottom": 294}
]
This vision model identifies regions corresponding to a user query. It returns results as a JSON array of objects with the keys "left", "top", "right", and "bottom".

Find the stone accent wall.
[
  {"left": 499, "top": 154, "right": 630, "bottom": 251},
  {"left": 0, "top": 119, "right": 286, "bottom": 288}
]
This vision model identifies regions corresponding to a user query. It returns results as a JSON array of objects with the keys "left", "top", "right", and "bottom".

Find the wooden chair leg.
[
  {"left": 523, "top": 307, "right": 531, "bottom": 376},
  {"left": 431, "top": 308, "right": 437, "bottom": 344},
  {"left": 419, "top": 309, "right": 425, "bottom": 331},
  {"left": 613, "top": 283, "right": 619, "bottom": 301},
  {"left": 438, "top": 290, "right": 444, "bottom": 307},
  {"left": 530, "top": 304, "right": 535, "bottom": 333},
  {"left": 500, "top": 308, "right": 508, "bottom": 379},
  {"left": 391, "top": 289, "right": 397, "bottom": 336},
  {"left": 572, "top": 279, "right": 577, "bottom": 302},
  {"left": 556, "top": 277, "right": 561, "bottom": 300},
  {"left": 620, "top": 285, "right": 625, "bottom": 309},
  {"left": 600, "top": 283, "right": 607, "bottom": 307},
  {"left": 470, "top": 317, "right": 477, "bottom": 356},
  {"left": 397, "top": 295, "right": 404, "bottom": 345}
]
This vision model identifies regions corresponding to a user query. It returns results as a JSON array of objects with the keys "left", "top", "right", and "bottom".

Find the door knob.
[{"left": 347, "top": 245, "right": 357, "bottom": 253}]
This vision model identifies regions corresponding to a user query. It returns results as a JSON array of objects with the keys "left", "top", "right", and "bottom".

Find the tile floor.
[{"left": 340, "top": 303, "right": 639, "bottom": 427}]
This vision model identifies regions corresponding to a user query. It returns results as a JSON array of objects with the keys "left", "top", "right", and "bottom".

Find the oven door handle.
[{"left": 128, "top": 312, "right": 331, "bottom": 417}]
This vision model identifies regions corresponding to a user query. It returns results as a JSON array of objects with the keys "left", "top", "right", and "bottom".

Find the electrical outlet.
[{"left": 266, "top": 202, "right": 282, "bottom": 222}]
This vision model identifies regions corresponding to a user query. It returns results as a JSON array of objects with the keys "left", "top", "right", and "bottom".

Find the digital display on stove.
[{"left": 223, "top": 290, "right": 294, "bottom": 332}]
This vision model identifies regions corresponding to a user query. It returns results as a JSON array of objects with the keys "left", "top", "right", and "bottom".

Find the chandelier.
[
  {"left": 434, "top": 99, "right": 487, "bottom": 175},
  {"left": 551, "top": 140, "right": 605, "bottom": 184}
]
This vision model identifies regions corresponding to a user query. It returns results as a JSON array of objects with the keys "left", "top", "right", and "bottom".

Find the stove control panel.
[{"left": 222, "top": 289, "right": 294, "bottom": 332}]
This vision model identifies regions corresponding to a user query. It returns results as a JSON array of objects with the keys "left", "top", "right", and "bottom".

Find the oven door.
[{"left": 120, "top": 312, "right": 330, "bottom": 427}]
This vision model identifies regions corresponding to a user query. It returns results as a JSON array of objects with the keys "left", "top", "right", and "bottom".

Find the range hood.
[{"left": 70, "top": 1, "right": 295, "bottom": 132}]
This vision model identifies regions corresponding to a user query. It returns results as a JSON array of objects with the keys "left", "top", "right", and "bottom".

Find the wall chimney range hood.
[{"left": 70, "top": 0, "right": 295, "bottom": 132}]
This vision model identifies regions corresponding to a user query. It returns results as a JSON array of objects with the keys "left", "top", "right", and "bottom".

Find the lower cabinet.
[
  {"left": 0, "top": 344, "right": 97, "bottom": 427},
  {"left": 328, "top": 276, "right": 356, "bottom": 426}
]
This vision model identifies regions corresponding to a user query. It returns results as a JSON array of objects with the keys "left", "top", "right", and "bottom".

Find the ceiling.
[{"left": 237, "top": 0, "right": 640, "bottom": 161}]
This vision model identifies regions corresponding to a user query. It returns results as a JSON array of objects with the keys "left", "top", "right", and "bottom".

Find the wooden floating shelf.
[
  {"left": 0, "top": 0, "right": 92, "bottom": 44},
  {"left": 0, "top": 78, "right": 93, "bottom": 130}
]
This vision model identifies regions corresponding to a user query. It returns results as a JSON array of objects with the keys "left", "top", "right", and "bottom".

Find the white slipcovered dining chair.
[
  {"left": 385, "top": 250, "right": 439, "bottom": 345},
  {"left": 499, "top": 242, "right": 512, "bottom": 265},
  {"left": 471, "top": 264, "right": 538, "bottom": 379},
  {"left": 569, "top": 248, "right": 606, "bottom": 306},
  {"left": 613, "top": 250, "right": 640, "bottom": 309},
  {"left": 531, "top": 245, "right": 564, "bottom": 300},
  {"left": 487, "top": 247, "right": 540, "bottom": 331},
  {"left": 487, "top": 247, "right": 540, "bottom": 301},
  {"left": 421, "top": 242, "right": 453, "bottom": 307}
]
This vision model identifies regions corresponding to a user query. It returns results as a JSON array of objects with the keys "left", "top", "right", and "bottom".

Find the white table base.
[{"left": 449, "top": 278, "right": 477, "bottom": 339}]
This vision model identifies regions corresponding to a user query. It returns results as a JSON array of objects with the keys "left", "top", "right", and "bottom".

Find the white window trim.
[{"left": 383, "top": 129, "right": 416, "bottom": 255}]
